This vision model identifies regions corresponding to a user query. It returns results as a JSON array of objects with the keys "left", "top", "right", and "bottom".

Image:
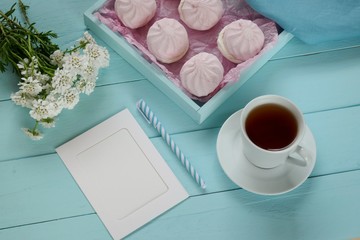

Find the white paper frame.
[{"left": 56, "top": 109, "right": 188, "bottom": 239}]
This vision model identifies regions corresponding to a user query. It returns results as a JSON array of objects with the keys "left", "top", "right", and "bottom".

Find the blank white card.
[{"left": 56, "top": 109, "right": 188, "bottom": 239}]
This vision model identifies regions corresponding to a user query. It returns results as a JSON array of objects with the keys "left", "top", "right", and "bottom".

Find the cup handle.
[{"left": 287, "top": 145, "right": 310, "bottom": 167}]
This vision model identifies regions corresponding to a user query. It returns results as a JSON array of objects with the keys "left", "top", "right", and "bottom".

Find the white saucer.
[{"left": 217, "top": 109, "right": 317, "bottom": 195}]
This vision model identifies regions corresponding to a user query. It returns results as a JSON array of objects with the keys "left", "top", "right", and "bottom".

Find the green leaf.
[{"left": 0, "top": 1, "right": 59, "bottom": 76}]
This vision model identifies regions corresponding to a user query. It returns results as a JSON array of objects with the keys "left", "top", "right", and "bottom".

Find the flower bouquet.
[{"left": 0, "top": 1, "right": 110, "bottom": 140}]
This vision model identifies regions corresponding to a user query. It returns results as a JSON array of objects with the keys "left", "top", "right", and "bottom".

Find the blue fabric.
[{"left": 245, "top": 0, "right": 360, "bottom": 44}]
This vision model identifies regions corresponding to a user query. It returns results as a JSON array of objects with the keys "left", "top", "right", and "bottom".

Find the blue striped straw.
[{"left": 137, "top": 99, "right": 206, "bottom": 189}]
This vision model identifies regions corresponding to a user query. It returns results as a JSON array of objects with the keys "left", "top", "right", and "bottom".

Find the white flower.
[
  {"left": 22, "top": 128, "right": 43, "bottom": 140},
  {"left": 30, "top": 56, "right": 38, "bottom": 65},
  {"left": 52, "top": 69, "right": 75, "bottom": 93},
  {"left": 82, "top": 62, "right": 98, "bottom": 79},
  {"left": 61, "top": 88, "right": 80, "bottom": 109},
  {"left": 50, "top": 50, "right": 64, "bottom": 66},
  {"left": 45, "top": 92, "right": 64, "bottom": 117},
  {"left": 29, "top": 99, "right": 57, "bottom": 121},
  {"left": 28, "top": 56, "right": 39, "bottom": 71},
  {"left": 82, "top": 31, "right": 96, "bottom": 44},
  {"left": 36, "top": 73, "right": 51, "bottom": 87},
  {"left": 85, "top": 44, "right": 101, "bottom": 59},
  {"left": 18, "top": 57, "right": 40, "bottom": 77},
  {"left": 17, "top": 62, "right": 25, "bottom": 70},
  {"left": 17, "top": 58, "right": 30, "bottom": 75},
  {"left": 84, "top": 43, "right": 110, "bottom": 68},
  {"left": 11, "top": 91, "right": 34, "bottom": 108},
  {"left": 62, "top": 51, "right": 84, "bottom": 75},
  {"left": 13, "top": 32, "right": 110, "bottom": 140},
  {"left": 18, "top": 78, "right": 43, "bottom": 96},
  {"left": 75, "top": 77, "right": 96, "bottom": 95}
]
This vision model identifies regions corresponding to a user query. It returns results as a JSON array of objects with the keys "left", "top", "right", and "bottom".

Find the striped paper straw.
[{"left": 137, "top": 99, "right": 206, "bottom": 189}]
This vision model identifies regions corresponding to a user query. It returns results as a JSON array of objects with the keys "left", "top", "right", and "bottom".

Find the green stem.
[
  {"left": 18, "top": 0, "right": 31, "bottom": 26},
  {"left": 0, "top": 7, "right": 22, "bottom": 29},
  {"left": 31, "top": 121, "right": 39, "bottom": 134},
  {"left": 64, "top": 41, "right": 89, "bottom": 54},
  {"left": 0, "top": 2, "right": 59, "bottom": 75}
]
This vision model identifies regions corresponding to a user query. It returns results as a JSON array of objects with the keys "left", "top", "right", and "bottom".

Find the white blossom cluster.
[{"left": 11, "top": 32, "right": 109, "bottom": 140}]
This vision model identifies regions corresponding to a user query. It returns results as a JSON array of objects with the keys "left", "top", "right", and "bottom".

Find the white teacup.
[{"left": 240, "top": 95, "right": 310, "bottom": 169}]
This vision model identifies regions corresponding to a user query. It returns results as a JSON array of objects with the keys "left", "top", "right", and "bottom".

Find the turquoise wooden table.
[{"left": 1, "top": 0, "right": 360, "bottom": 239}]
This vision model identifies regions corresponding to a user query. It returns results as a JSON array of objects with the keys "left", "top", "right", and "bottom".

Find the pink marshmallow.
[
  {"left": 114, "top": 0, "right": 156, "bottom": 29},
  {"left": 217, "top": 19, "right": 265, "bottom": 63},
  {"left": 180, "top": 52, "right": 224, "bottom": 97},
  {"left": 147, "top": 18, "right": 189, "bottom": 64},
  {"left": 178, "top": 0, "right": 224, "bottom": 31}
]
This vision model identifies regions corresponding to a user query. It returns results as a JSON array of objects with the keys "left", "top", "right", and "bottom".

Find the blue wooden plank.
[
  {"left": 1, "top": 170, "right": 360, "bottom": 240},
  {"left": 1, "top": 93, "right": 359, "bottom": 237},
  {"left": 128, "top": 170, "right": 360, "bottom": 240},
  {"left": 305, "top": 106, "right": 360, "bottom": 176},
  {"left": 1, "top": 105, "right": 360, "bottom": 231},
  {"left": 151, "top": 129, "right": 237, "bottom": 195},
  {"left": 0, "top": 80, "right": 177, "bottom": 161},
  {"left": 273, "top": 36, "right": 360, "bottom": 60},
  {"left": 153, "top": 106, "right": 360, "bottom": 195},
  {"left": 0, "top": 154, "right": 93, "bottom": 229},
  {"left": 0, "top": 71, "right": 18, "bottom": 102},
  {"left": 1, "top": 44, "right": 360, "bottom": 160},
  {"left": 0, "top": 214, "right": 112, "bottom": 240}
]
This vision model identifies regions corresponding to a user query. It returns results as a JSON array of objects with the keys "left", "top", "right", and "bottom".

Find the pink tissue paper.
[{"left": 95, "top": 0, "right": 278, "bottom": 102}]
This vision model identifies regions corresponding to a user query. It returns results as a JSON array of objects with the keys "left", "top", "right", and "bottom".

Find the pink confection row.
[{"left": 98, "top": 0, "right": 277, "bottom": 100}]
